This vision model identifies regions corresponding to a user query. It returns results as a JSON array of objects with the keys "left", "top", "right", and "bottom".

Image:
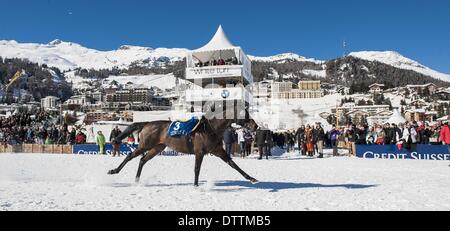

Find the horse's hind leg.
[
  {"left": 135, "top": 144, "right": 166, "bottom": 183},
  {"left": 194, "top": 153, "right": 205, "bottom": 187},
  {"left": 108, "top": 148, "right": 147, "bottom": 175},
  {"left": 212, "top": 147, "right": 258, "bottom": 183}
]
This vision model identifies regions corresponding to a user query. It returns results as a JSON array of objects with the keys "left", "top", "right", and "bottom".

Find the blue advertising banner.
[
  {"left": 356, "top": 144, "right": 450, "bottom": 161},
  {"left": 73, "top": 144, "right": 137, "bottom": 156},
  {"left": 72, "top": 144, "right": 181, "bottom": 156}
]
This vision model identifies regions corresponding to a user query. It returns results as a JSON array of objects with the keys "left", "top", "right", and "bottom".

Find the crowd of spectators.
[
  {"left": 195, "top": 56, "right": 240, "bottom": 67},
  {"left": 4, "top": 110, "right": 450, "bottom": 159},
  {"left": 0, "top": 111, "right": 87, "bottom": 146},
  {"left": 224, "top": 120, "right": 450, "bottom": 159}
]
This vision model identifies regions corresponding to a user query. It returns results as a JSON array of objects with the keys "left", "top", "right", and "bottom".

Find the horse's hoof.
[
  {"left": 250, "top": 178, "right": 259, "bottom": 184},
  {"left": 108, "top": 170, "right": 117, "bottom": 175},
  {"left": 135, "top": 177, "right": 140, "bottom": 183}
]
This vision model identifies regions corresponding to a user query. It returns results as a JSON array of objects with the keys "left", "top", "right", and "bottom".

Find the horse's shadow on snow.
[
  {"left": 211, "top": 181, "right": 378, "bottom": 193},
  {"left": 110, "top": 181, "right": 378, "bottom": 193}
]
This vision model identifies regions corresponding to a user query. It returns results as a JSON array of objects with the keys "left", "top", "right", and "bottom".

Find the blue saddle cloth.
[{"left": 168, "top": 117, "right": 201, "bottom": 137}]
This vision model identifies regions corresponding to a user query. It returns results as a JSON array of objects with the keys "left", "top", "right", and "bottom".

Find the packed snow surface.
[{"left": 0, "top": 153, "right": 449, "bottom": 211}]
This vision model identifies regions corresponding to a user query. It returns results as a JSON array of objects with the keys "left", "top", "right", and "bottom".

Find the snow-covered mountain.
[
  {"left": 249, "top": 53, "right": 324, "bottom": 64},
  {"left": 0, "top": 40, "right": 188, "bottom": 71},
  {"left": 1, "top": 39, "right": 449, "bottom": 83},
  {"left": 349, "top": 51, "right": 450, "bottom": 82}
]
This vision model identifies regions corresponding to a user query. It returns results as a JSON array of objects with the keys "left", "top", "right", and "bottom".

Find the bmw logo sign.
[{"left": 221, "top": 90, "right": 230, "bottom": 99}]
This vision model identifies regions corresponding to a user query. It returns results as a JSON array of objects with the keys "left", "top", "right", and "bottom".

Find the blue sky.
[{"left": 1, "top": 0, "right": 449, "bottom": 73}]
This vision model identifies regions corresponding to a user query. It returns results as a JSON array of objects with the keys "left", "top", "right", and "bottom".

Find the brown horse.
[{"left": 107, "top": 116, "right": 259, "bottom": 186}]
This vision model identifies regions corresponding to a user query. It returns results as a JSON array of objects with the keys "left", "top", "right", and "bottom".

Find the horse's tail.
[{"left": 114, "top": 122, "right": 148, "bottom": 143}]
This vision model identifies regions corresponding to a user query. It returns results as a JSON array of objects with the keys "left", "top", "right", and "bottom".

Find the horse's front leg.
[
  {"left": 108, "top": 147, "right": 146, "bottom": 175},
  {"left": 135, "top": 144, "right": 166, "bottom": 183},
  {"left": 212, "top": 146, "right": 258, "bottom": 184}
]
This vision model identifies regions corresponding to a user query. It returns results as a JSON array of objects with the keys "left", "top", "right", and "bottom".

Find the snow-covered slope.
[
  {"left": 0, "top": 40, "right": 188, "bottom": 71},
  {"left": 0, "top": 40, "right": 324, "bottom": 69},
  {"left": 349, "top": 51, "right": 450, "bottom": 82},
  {"left": 1, "top": 40, "right": 449, "bottom": 83},
  {"left": 249, "top": 53, "right": 324, "bottom": 64},
  {"left": 104, "top": 74, "right": 194, "bottom": 91}
]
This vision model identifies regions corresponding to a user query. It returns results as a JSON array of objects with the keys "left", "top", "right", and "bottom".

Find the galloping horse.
[{"left": 107, "top": 116, "right": 259, "bottom": 186}]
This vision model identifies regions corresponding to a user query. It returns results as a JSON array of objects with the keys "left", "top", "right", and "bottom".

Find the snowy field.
[{"left": 0, "top": 152, "right": 449, "bottom": 211}]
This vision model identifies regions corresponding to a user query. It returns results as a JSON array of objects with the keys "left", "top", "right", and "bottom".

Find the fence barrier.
[
  {"left": 0, "top": 143, "right": 181, "bottom": 156},
  {"left": 0, "top": 144, "right": 73, "bottom": 154}
]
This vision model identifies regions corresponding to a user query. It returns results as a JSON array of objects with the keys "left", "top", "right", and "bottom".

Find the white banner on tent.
[
  {"left": 186, "top": 65, "right": 243, "bottom": 80},
  {"left": 186, "top": 87, "right": 248, "bottom": 102}
]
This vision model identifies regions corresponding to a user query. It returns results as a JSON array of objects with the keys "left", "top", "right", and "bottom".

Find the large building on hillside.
[
  {"left": 368, "top": 83, "right": 385, "bottom": 94},
  {"left": 332, "top": 103, "right": 393, "bottom": 126},
  {"left": 105, "top": 87, "right": 153, "bottom": 104},
  {"left": 41, "top": 96, "right": 59, "bottom": 110},
  {"left": 271, "top": 81, "right": 322, "bottom": 99},
  {"left": 406, "top": 83, "right": 437, "bottom": 95},
  {"left": 253, "top": 81, "right": 271, "bottom": 100}
]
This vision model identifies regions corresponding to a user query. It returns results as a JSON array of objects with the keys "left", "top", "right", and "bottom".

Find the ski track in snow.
[{"left": 0, "top": 153, "right": 449, "bottom": 211}]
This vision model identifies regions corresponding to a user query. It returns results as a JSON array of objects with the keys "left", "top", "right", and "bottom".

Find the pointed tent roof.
[
  {"left": 386, "top": 110, "right": 407, "bottom": 125},
  {"left": 194, "top": 25, "right": 236, "bottom": 52}
]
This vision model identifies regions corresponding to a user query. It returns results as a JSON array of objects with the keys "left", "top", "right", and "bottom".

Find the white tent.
[
  {"left": 437, "top": 115, "right": 450, "bottom": 122},
  {"left": 386, "top": 110, "right": 407, "bottom": 125},
  {"left": 195, "top": 25, "right": 235, "bottom": 52},
  {"left": 188, "top": 25, "right": 244, "bottom": 65}
]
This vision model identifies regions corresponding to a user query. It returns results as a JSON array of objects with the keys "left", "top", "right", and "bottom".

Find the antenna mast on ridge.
[{"left": 343, "top": 40, "right": 347, "bottom": 57}]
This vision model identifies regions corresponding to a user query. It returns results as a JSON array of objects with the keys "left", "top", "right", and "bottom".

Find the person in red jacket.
[
  {"left": 127, "top": 134, "right": 135, "bottom": 144},
  {"left": 439, "top": 122, "right": 450, "bottom": 167},
  {"left": 439, "top": 122, "right": 450, "bottom": 145},
  {"left": 75, "top": 131, "right": 86, "bottom": 144}
]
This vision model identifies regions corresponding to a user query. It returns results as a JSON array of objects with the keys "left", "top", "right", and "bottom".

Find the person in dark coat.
[
  {"left": 255, "top": 128, "right": 268, "bottom": 160},
  {"left": 329, "top": 125, "right": 340, "bottom": 156},
  {"left": 266, "top": 130, "right": 273, "bottom": 157},
  {"left": 57, "top": 126, "right": 66, "bottom": 144},
  {"left": 243, "top": 127, "right": 253, "bottom": 157},
  {"left": 315, "top": 124, "right": 326, "bottom": 158},
  {"left": 345, "top": 124, "right": 357, "bottom": 156},
  {"left": 284, "top": 131, "right": 294, "bottom": 153},
  {"left": 68, "top": 128, "right": 76, "bottom": 145},
  {"left": 110, "top": 126, "right": 122, "bottom": 157},
  {"left": 223, "top": 126, "right": 236, "bottom": 158},
  {"left": 295, "top": 125, "right": 306, "bottom": 156},
  {"left": 420, "top": 123, "right": 432, "bottom": 144},
  {"left": 391, "top": 123, "right": 402, "bottom": 144},
  {"left": 383, "top": 123, "right": 393, "bottom": 145},
  {"left": 51, "top": 126, "right": 59, "bottom": 143},
  {"left": 356, "top": 125, "right": 367, "bottom": 145}
]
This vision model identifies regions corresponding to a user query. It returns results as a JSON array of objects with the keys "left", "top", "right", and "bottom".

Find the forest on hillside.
[
  {"left": 9, "top": 54, "right": 449, "bottom": 96},
  {"left": 0, "top": 57, "right": 73, "bottom": 102}
]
